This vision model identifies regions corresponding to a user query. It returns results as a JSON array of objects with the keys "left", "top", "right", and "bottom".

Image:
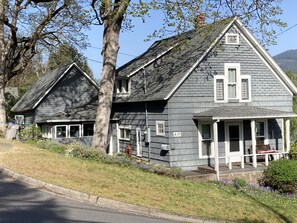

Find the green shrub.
[
  {"left": 18, "top": 125, "right": 42, "bottom": 142},
  {"left": 233, "top": 178, "right": 248, "bottom": 188},
  {"left": 35, "top": 140, "right": 66, "bottom": 154},
  {"left": 260, "top": 159, "right": 297, "bottom": 194},
  {"left": 289, "top": 143, "right": 297, "bottom": 160}
]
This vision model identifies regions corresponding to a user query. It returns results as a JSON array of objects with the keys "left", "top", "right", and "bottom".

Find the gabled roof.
[
  {"left": 11, "top": 63, "right": 99, "bottom": 113},
  {"left": 115, "top": 17, "right": 297, "bottom": 103}
]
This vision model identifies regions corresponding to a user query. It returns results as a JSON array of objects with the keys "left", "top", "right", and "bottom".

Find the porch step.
[{"left": 197, "top": 166, "right": 216, "bottom": 174}]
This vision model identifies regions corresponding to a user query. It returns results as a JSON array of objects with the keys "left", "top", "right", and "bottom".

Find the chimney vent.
[{"left": 195, "top": 14, "right": 205, "bottom": 29}]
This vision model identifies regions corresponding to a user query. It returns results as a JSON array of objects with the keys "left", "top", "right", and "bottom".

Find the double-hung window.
[
  {"left": 119, "top": 126, "right": 131, "bottom": 141},
  {"left": 199, "top": 123, "right": 213, "bottom": 158},
  {"left": 214, "top": 63, "right": 251, "bottom": 102},
  {"left": 156, "top": 121, "right": 165, "bottom": 136}
]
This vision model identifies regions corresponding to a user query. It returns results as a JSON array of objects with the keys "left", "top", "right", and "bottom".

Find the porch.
[{"left": 193, "top": 106, "right": 297, "bottom": 180}]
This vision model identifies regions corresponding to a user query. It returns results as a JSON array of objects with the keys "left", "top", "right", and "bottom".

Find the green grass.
[{"left": 0, "top": 138, "right": 297, "bottom": 223}]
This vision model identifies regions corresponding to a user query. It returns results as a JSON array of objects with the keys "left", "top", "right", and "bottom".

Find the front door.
[
  {"left": 136, "top": 128, "right": 142, "bottom": 156},
  {"left": 227, "top": 123, "right": 243, "bottom": 162}
]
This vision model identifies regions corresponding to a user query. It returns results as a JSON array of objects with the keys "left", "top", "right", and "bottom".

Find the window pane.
[
  {"left": 120, "top": 129, "right": 125, "bottom": 138},
  {"left": 241, "top": 79, "right": 249, "bottom": 100},
  {"left": 70, "top": 126, "right": 80, "bottom": 138},
  {"left": 83, "top": 124, "right": 94, "bottom": 136},
  {"left": 202, "top": 124, "right": 211, "bottom": 139},
  {"left": 228, "top": 84, "right": 236, "bottom": 98},
  {"left": 227, "top": 35, "right": 238, "bottom": 44},
  {"left": 228, "top": 68, "right": 237, "bottom": 82},
  {"left": 202, "top": 141, "right": 211, "bottom": 156},
  {"left": 125, "top": 129, "right": 131, "bottom": 139},
  {"left": 216, "top": 79, "right": 224, "bottom": 100},
  {"left": 158, "top": 124, "right": 164, "bottom": 134},
  {"left": 256, "top": 122, "right": 264, "bottom": 137},
  {"left": 56, "top": 126, "right": 66, "bottom": 138}
]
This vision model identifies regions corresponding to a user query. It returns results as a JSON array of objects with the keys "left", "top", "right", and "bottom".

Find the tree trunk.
[
  {"left": 0, "top": 77, "right": 6, "bottom": 136},
  {"left": 92, "top": 20, "right": 121, "bottom": 152}
]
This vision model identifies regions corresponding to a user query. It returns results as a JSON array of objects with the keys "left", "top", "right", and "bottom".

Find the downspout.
[{"left": 143, "top": 68, "right": 151, "bottom": 161}]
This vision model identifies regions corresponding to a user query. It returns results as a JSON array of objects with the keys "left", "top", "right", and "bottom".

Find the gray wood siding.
[
  {"left": 34, "top": 66, "right": 98, "bottom": 122},
  {"left": 112, "top": 101, "right": 170, "bottom": 166},
  {"left": 167, "top": 25, "right": 292, "bottom": 170}
]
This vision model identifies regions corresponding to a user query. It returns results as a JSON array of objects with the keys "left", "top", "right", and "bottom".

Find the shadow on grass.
[{"left": 237, "top": 190, "right": 294, "bottom": 223}]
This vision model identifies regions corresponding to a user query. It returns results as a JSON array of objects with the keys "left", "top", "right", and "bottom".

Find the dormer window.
[
  {"left": 115, "top": 78, "right": 130, "bottom": 96},
  {"left": 226, "top": 33, "right": 239, "bottom": 45}
]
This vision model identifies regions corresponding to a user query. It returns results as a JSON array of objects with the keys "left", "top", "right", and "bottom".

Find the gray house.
[
  {"left": 110, "top": 17, "right": 297, "bottom": 171},
  {"left": 11, "top": 63, "right": 99, "bottom": 146}
]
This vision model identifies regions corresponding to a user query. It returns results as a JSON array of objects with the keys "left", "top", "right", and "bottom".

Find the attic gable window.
[
  {"left": 115, "top": 78, "right": 130, "bottom": 96},
  {"left": 226, "top": 33, "right": 239, "bottom": 45}
]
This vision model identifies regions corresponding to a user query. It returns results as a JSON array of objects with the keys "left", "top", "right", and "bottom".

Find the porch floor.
[{"left": 181, "top": 162, "right": 267, "bottom": 182}]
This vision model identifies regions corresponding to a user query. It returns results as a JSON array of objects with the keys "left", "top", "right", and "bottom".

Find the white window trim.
[
  {"left": 226, "top": 33, "right": 239, "bottom": 45},
  {"left": 55, "top": 125, "right": 67, "bottom": 139},
  {"left": 256, "top": 120, "right": 269, "bottom": 145},
  {"left": 156, "top": 121, "right": 165, "bottom": 136},
  {"left": 215, "top": 63, "right": 251, "bottom": 103},
  {"left": 198, "top": 122, "right": 214, "bottom": 158},
  {"left": 240, "top": 75, "right": 251, "bottom": 102},
  {"left": 115, "top": 78, "right": 130, "bottom": 97},
  {"left": 15, "top": 115, "right": 24, "bottom": 125},
  {"left": 42, "top": 125, "right": 53, "bottom": 139},
  {"left": 119, "top": 125, "right": 131, "bottom": 141},
  {"left": 82, "top": 123, "right": 94, "bottom": 137},
  {"left": 69, "top": 124, "right": 81, "bottom": 138}
]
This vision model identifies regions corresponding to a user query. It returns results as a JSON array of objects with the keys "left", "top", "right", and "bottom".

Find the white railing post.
[
  {"left": 265, "top": 154, "right": 269, "bottom": 166},
  {"left": 241, "top": 155, "right": 244, "bottom": 169},
  {"left": 286, "top": 119, "right": 291, "bottom": 153},
  {"left": 228, "top": 157, "right": 232, "bottom": 170},
  {"left": 251, "top": 120, "right": 257, "bottom": 168},
  {"left": 213, "top": 121, "right": 219, "bottom": 180}
]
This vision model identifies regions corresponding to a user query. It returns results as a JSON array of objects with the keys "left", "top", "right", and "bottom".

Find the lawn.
[{"left": 0, "top": 139, "right": 296, "bottom": 223}]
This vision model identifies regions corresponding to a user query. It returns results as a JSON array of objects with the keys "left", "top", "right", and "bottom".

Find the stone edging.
[{"left": 0, "top": 166, "right": 228, "bottom": 223}]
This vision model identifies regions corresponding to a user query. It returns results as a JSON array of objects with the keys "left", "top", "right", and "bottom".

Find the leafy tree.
[
  {"left": 47, "top": 43, "right": 94, "bottom": 77},
  {"left": 90, "top": 0, "right": 286, "bottom": 152},
  {"left": 0, "top": 0, "right": 90, "bottom": 135},
  {"left": 286, "top": 71, "right": 297, "bottom": 142}
]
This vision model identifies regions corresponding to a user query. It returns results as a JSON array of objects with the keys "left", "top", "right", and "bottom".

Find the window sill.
[{"left": 119, "top": 138, "right": 130, "bottom": 141}]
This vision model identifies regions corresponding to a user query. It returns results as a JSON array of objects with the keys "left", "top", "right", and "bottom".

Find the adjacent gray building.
[{"left": 11, "top": 63, "right": 99, "bottom": 146}]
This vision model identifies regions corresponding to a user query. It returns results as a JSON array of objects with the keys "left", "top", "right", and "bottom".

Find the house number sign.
[{"left": 173, "top": 132, "right": 182, "bottom": 137}]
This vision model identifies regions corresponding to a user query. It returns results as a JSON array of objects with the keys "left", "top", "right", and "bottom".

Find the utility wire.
[
  {"left": 87, "top": 45, "right": 137, "bottom": 57},
  {"left": 275, "top": 23, "right": 297, "bottom": 37}
]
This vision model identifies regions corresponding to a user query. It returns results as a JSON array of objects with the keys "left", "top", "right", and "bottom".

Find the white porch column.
[
  {"left": 286, "top": 119, "right": 291, "bottom": 152},
  {"left": 213, "top": 121, "right": 219, "bottom": 180},
  {"left": 281, "top": 118, "right": 285, "bottom": 152},
  {"left": 251, "top": 120, "right": 257, "bottom": 168}
]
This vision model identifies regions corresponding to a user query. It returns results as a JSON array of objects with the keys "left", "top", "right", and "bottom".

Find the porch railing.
[{"left": 218, "top": 151, "right": 289, "bottom": 170}]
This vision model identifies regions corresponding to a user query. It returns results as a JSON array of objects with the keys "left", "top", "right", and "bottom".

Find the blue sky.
[{"left": 83, "top": 1, "right": 297, "bottom": 79}]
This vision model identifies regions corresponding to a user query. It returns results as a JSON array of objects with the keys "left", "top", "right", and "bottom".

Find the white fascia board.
[
  {"left": 164, "top": 18, "right": 237, "bottom": 100},
  {"left": 46, "top": 119, "right": 95, "bottom": 123},
  {"left": 127, "top": 44, "right": 178, "bottom": 78},
  {"left": 32, "top": 64, "right": 74, "bottom": 110},
  {"left": 234, "top": 19, "right": 297, "bottom": 95},
  {"left": 212, "top": 114, "right": 297, "bottom": 120}
]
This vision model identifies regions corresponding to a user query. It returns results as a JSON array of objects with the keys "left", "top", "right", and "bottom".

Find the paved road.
[{"left": 0, "top": 174, "right": 179, "bottom": 223}]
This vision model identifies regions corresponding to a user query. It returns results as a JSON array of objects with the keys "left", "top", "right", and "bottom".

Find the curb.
[{"left": 0, "top": 166, "right": 226, "bottom": 223}]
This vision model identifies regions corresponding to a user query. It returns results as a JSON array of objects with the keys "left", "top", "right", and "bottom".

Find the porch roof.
[{"left": 193, "top": 106, "right": 297, "bottom": 120}]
